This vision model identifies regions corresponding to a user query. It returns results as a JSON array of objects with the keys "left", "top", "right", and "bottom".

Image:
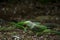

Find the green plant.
[{"left": 9, "top": 21, "right": 60, "bottom": 36}]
